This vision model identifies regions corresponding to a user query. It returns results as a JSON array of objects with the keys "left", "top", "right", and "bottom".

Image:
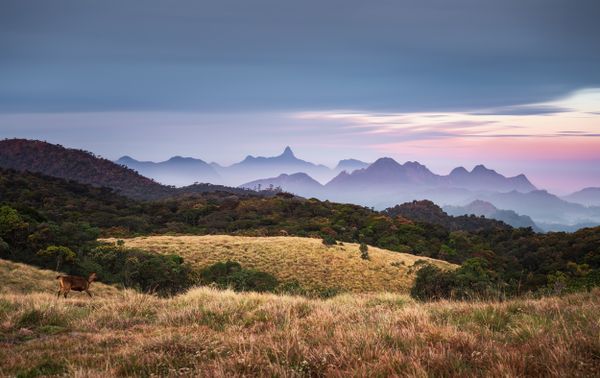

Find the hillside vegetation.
[
  {"left": 0, "top": 261, "right": 598, "bottom": 377},
  {"left": 104, "top": 236, "right": 455, "bottom": 293},
  {"left": 2, "top": 167, "right": 600, "bottom": 297}
]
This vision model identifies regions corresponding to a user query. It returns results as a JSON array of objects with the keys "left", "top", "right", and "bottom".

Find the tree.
[
  {"left": 0, "top": 205, "right": 28, "bottom": 245},
  {"left": 0, "top": 237, "right": 9, "bottom": 254},
  {"left": 359, "top": 243, "right": 369, "bottom": 260},
  {"left": 37, "top": 245, "right": 76, "bottom": 271}
]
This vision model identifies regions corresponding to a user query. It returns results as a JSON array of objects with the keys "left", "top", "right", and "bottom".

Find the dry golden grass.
[
  {"left": 1, "top": 271, "right": 599, "bottom": 377},
  {"left": 102, "top": 235, "right": 455, "bottom": 293}
]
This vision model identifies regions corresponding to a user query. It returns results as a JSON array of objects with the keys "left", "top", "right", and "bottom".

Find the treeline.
[{"left": 1, "top": 168, "right": 599, "bottom": 298}]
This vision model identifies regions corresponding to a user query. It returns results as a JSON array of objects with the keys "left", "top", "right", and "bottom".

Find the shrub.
[
  {"left": 199, "top": 261, "right": 278, "bottom": 292},
  {"left": 410, "top": 264, "right": 454, "bottom": 301},
  {"left": 411, "top": 258, "right": 500, "bottom": 301},
  {"left": 359, "top": 243, "right": 369, "bottom": 260},
  {"left": 321, "top": 234, "right": 337, "bottom": 246}
]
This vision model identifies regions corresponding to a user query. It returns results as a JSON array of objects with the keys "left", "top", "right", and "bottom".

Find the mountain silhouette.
[
  {"left": 563, "top": 187, "right": 600, "bottom": 207},
  {"left": 217, "top": 146, "right": 332, "bottom": 185},
  {"left": 116, "top": 155, "right": 220, "bottom": 187},
  {"left": 444, "top": 200, "right": 541, "bottom": 231},
  {"left": 241, "top": 172, "right": 324, "bottom": 197},
  {"left": 334, "top": 159, "right": 370, "bottom": 173},
  {"left": 325, "top": 158, "right": 533, "bottom": 193}
]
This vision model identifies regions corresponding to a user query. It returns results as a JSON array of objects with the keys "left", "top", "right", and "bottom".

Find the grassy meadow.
[
  {"left": 102, "top": 235, "right": 455, "bottom": 293},
  {"left": 1, "top": 258, "right": 599, "bottom": 377}
]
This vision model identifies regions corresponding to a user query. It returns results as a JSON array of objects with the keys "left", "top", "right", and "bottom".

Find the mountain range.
[
  {"left": 116, "top": 155, "right": 220, "bottom": 187},
  {"left": 240, "top": 156, "right": 538, "bottom": 207},
  {"left": 117, "top": 146, "right": 368, "bottom": 187},
  {"left": 2, "top": 139, "right": 599, "bottom": 232}
]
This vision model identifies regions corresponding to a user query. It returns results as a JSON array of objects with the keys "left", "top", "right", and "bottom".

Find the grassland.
[
  {"left": 1, "top": 258, "right": 599, "bottom": 377},
  {"left": 103, "top": 235, "right": 455, "bottom": 293}
]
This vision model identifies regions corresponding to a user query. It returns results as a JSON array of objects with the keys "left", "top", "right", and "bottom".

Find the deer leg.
[
  {"left": 64, "top": 290, "right": 69, "bottom": 298},
  {"left": 86, "top": 289, "right": 93, "bottom": 298},
  {"left": 57, "top": 289, "right": 62, "bottom": 298}
]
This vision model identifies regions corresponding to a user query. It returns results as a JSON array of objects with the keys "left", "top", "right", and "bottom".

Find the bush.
[
  {"left": 411, "top": 258, "right": 500, "bottom": 301},
  {"left": 199, "top": 261, "right": 278, "bottom": 292},
  {"left": 359, "top": 243, "right": 369, "bottom": 260},
  {"left": 410, "top": 264, "right": 454, "bottom": 301},
  {"left": 321, "top": 234, "right": 337, "bottom": 246}
]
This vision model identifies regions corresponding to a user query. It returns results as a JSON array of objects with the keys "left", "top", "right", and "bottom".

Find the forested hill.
[
  {"left": 0, "top": 139, "right": 256, "bottom": 200},
  {"left": 384, "top": 200, "right": 512, "bottom": 232}
]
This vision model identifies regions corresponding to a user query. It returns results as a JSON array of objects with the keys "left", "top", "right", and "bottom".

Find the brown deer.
[{"left": 56, "top": 272, "right": 97, "bottom": 298}]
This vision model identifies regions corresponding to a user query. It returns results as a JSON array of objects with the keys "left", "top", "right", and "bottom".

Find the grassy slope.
[
  {"left": 0, "top": 259, "right": 120, "bottom": 297},
  {"left": 0, "top": 261, "right": 598, "bottom": 377},
  {"left": 104, "top": 235, "right": 456, "bottom": 293}
]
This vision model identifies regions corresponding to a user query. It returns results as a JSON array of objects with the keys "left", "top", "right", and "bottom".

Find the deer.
[{"left": 56, "top": 272, "right": 97, "bottom": 298}]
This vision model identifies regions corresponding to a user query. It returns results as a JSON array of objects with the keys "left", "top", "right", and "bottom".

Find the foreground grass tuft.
[{"left": 0, "top": 285, "right": 599, "bottom": 377}]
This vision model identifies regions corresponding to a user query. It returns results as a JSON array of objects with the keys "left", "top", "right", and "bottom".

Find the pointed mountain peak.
[{"left": 280, "top": 146, "right": 295, "bottom": 158}]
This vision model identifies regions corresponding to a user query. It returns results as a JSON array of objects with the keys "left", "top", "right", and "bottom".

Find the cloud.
[
  {"left": 1, "top": 1, "right": 600, "bottom": 113},
  {"left": 470, "top": 105, "right": 573, "bottom": 116}
]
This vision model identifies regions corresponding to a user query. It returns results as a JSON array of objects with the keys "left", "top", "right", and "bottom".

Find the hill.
[
  {"left": 334, "top": 158, "right": 370, "bottom": 173},
  {"left": 0, "top": 139, "right": 258, "bottom": 200},
  {"left": 116, "top": 155, "right": 220, "bottom": 187},
  {"left": 103, "top": 235, "right": 455, "bottom": 293},
  {"left": 444, "top": 200, "right": 541, "bottom": 231},
  {"left": 240, "top": 172, "right": 324, "bottom": 197},
  {"left": 564, "top": 187, "right": 600, "bottom": 206},
  {"left": 1, "top": 271, "right": 598, "bottom": 376},
  {"left": 384, "top": 200, "right": 512, "bottom": 232}
]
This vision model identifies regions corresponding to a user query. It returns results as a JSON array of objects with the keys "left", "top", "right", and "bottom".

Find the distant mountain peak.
[
  {"left": 371, "top": 157, "right": 402, "bottom": 168},
  {"left": 450, "top": 166, "right": 468, "bottom": 175},
  {"left": 403, "top": 161, "right": 428, "bottom": 170},
  {"left": 280, "top": 146, "right": 295, "bottom": 158},
  {"left": 472, "top": 164, "right": 496, "bottom": 174}
]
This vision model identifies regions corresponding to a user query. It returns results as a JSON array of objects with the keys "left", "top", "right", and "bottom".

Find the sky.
[{"left": 1, "top": 0, "right": 599, "bottom": 193}]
